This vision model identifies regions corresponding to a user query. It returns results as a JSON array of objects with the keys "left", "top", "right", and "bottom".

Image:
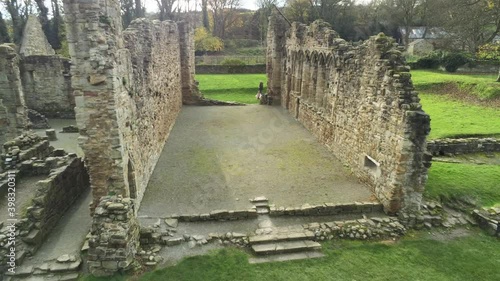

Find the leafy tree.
[
  {"left": 477, "top": 43, "right": 500, "bottom": 82},
  {"left": 34, "top": 0, "right": 49, "bottom": 36},
  {"left": 3, "top": 0, "right": 28, "bottom": 44},
  {"left": 0, "top": 11, "right": 10, "bottom": 43},
  {"left": 284, "top": 0, "right": 313, "bottom": 24},
  {"left": 48, "top": 0, "right": 63, "bottom": 50},
  {"left": 428, "top": 0, "right": 500, "bottom": 53},
  {"left": 194, "top": 27, "right": 224, "bottom": 53}
]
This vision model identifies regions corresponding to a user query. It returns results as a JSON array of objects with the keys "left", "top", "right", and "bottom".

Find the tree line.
[{"left": 1, "top": 0, "right": 499, "bottom": 56}]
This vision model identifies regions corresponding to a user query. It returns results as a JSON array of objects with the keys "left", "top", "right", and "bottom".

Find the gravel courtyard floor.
[{"left": 139, "top": 105, "right": 374, "bottom": 217}]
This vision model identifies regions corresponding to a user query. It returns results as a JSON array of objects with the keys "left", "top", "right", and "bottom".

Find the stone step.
[
  {"left": 250, "top": 196, "right": 269, "bottom": 204},
  {"left": 248, "top": 251, "right": 326, "bottom": 264},
  {"left": 254, "top": 201, "right": 269, "bottom": 208},
  {"left": 249, "top": 231, "right": 315, "bottom": 245},
  {"left": 251, "top": 240, "right": 321, "bottom": 255},
  {"left": 256, "top": 207, "right": 270, "bottom": 215}
]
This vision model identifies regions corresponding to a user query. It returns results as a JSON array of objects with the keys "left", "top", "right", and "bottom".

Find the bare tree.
[
  {"left": 256, "top": 0, "right": 278, "bottom": 42},
  {"left": 208, "top": 0, "right": 240, "bottom": 39},
  {"left": 156, "top": 0, "right": 178, "bottom": 20}
]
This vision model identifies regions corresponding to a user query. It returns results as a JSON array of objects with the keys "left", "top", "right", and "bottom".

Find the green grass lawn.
[
  {"left": 411, "top": 70, "right": 499, "bottom": 99},
  {"left": 196, "top": 74, "right": 266, "bottom": 104},
  {"left": 425, "top": 162, "right": 500, "bottom": 207},
  {"left": 419, "top": 93, "right": 500, "bottom": 139},
  {"left": 133, "top": 232, "right": 499, "bottom": 281}
]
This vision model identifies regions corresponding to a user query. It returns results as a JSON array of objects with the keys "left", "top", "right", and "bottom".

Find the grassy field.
[
  {"left": 425, "top": 162, "right": 500, "bottom": 207},
  {"left": 419, "top": 93, "right": 500, "bottom": 139},
  {"left": 411, "top": 70, "right": 499, "bottom": 99},
  {"left": 80, "top": 231, "right": 500, "bottom": 281},
  {"left": 196, "top": 74, "right": 266, "bottom": 104}
]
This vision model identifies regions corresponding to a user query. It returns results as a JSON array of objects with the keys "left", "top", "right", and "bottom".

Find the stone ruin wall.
[
  {"left": 21, "top": 56, "right": 74, "bottom": 118},
  {"left": 63, "top": 0, "right": 195, "bottom": 211},
  {"left": 121, "top": 19, "right": 183, "bottom": 205},
  {"left": 267, "top": 15, "right": 431, "bottom": 214},
  {"left": 18, "top": 15, "right": 75, "bottom": 118},
  {"left": 0, "top": 44, "right": 29, "bottom": 152}
]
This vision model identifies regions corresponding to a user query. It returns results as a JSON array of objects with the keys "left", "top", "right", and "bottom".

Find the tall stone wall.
[
  {"left": 20, "top": 56, "right": 74, "bottom": 118},
  {"left": 63, "top": 0, "right": 190, "bottom": 211},
  {"left": 178, "top": 21, "right": 202, "bottom": 104},
  {"left": 0, "top": 44, "right": 28, "bottom": 152},
  {"left": 122, "top": 18, "right": 183, "bottom": 205},
  {"left": 267, "top": 18, "right": 430, "bottom": 213},
  {"left": 63, "top": 0, "right": 131, "bottom": 208}
]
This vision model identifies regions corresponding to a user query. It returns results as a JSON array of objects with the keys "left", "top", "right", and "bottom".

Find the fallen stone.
[
  {"left": 192, "top": 235, "right": 205, "bottom": 241},
  {"left": 165, "top": 218, "right": 178, "bottom": 228},
  {"left": 59, "top": 272, "right": 80, "bottom": 281},
  {"left": 49, "top": 260, "right": 81, "bottom": 272},
  {"left": 57, "top": 254, "right": 77, "bottom": 263},
  {"left": 188, "top": 240, "right": 197, "bottom": 248}
]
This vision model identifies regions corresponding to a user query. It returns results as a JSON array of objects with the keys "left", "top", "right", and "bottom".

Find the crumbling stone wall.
[
  {"left": 63, "top": 0, "right": 194, "bottom": 211},
  {"left": 121, "top": 19, "right": 183, "bottom": 204},
  {"left": 63, "top": 0, "right": 136, "bottom": 206},
  {"left": 267, "top": 15, "right": 430, "bottom": 213},
  {"left": 87, "top": 196, "right": 139, "bottom": 276},
  {"left": 178, "top": 21, "right": 203, "bottom": 104},
  {"left": 0, "top": 44, "right": 29, "bottom": 152},
  {"left": 20, "top": 56, "right": 74, "bottom": 118},
  {"left": 21, "top": 156, "right": 89, "bottom": 252}
]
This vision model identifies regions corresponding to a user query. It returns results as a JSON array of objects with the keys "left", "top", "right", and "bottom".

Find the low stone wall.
[
  {"left": 1, "top": 133, "right": 53, "bottom": 172},
  {"left": 269, "top": 202, "right": 384, "bottom": 216},
  {"left": 164, "top": 209, "right": 259, "bottom": 222},
  {"left": 196, "top": 64, "right": 266, "bottom": 74},
  {"left": 472, "top": 208, "right": 499, "bottom": 237},
  {"left": 20, "top": 156, "right": 89, "bottom": 252},
  {"left": 87, "top": 196, "right": 139, "bottom": 276},
  {"left": 426, "top": 138, "right": 500, "bottom": 156}
]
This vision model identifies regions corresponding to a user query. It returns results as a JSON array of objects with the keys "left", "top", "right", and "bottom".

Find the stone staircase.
[
  {"left": 248, "top": 226, "right": 325, "bottom": 264},
  {"left": 251, "top": 196, "right": 270, "bottom": 215}
]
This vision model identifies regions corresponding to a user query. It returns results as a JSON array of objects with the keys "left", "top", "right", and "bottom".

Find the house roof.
[{"left": 398, "top": 27, "right": 448, "bottom": 39}]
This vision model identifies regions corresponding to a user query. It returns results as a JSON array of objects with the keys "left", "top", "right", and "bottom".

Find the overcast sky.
[{"left": 143, "top": 0, "right": 371, "bottom": 13}]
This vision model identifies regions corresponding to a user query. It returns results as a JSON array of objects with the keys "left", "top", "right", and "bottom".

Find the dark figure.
[{"left": 258, "top": 81, "right": 264, "bottom": 94}]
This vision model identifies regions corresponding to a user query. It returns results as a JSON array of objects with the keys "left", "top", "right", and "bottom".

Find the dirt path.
[{"left": 139, "top": 105, "right": 373, "bottom": 217}]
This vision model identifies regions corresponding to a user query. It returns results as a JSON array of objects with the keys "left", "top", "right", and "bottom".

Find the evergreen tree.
[{"left": 0, "top": 12, "right": 11, "bottom": 44}]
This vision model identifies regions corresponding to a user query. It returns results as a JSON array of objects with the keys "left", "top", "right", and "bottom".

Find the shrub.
[
  {"left": 440, "top": 52, "right": 470, "bottom": 72},
  {"left": 414, "top": 52, "right": 442, "bottom": 69},
  {"left": 220, "top": 58, "right": 246, "bottom": 66}
]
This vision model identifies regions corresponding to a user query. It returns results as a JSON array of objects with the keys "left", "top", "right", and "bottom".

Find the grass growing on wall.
[{"left": 196, "top": 74, "right": 266, "bottom": 104}]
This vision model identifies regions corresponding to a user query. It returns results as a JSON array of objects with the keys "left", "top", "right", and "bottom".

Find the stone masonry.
[
  {"left": 0, "top": 44, "right": 29, "bottom": 153},
  {"left": 122, "top": 18, "right": 183, "bottom": 204},
  {"left": 19, "top": 16, "right": 75, "bottom": 118},
  {"left": 19, "top": 15, "right": 56, "bottom": 57},
  {"left": 267, "top": 12, "right": 431, "bottom": 213},
  {"left": 62, "top": 0, "right": 197, "bottom": 275},
  {"left": 21, "top": 55, "right": 74, "bottom": 118}
]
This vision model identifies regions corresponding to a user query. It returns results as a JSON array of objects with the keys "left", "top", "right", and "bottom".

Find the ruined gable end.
[{"left": 20, "top": 15, "right": 56, "bottom": 57}]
